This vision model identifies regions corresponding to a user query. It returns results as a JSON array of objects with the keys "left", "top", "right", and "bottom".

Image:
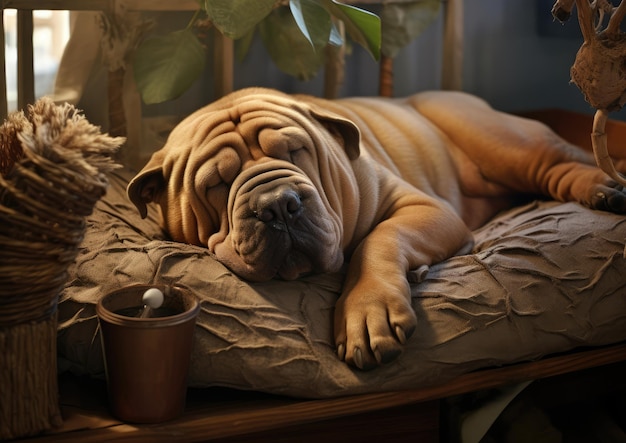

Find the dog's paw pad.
[{"left": 590, "top": 182, "right": 626, "bottom": 213}]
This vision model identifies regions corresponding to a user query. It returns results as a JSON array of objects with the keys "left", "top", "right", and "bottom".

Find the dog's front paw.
[{"left": 334, "top": 283, "right": 417, "bottom": 370}]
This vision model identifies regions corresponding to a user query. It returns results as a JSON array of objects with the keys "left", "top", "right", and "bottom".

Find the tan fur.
[{"left": 128, "top": 88, "right": 626, "bottom": 369}]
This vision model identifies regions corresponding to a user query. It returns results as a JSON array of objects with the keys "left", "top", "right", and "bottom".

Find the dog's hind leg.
[{"left": 411, "top": 91, "right": 626, "bottom": 214}]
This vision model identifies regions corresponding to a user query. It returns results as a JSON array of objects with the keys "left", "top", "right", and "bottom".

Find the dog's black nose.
[{"left": 256, "top": 186, "right": 302, "bottom": 227}]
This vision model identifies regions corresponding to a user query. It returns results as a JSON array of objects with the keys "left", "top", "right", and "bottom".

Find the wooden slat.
[
  {"left": 213, "top": 30, "right": 233, "bottom": 98},
  {"left": 379, "top": 55, "right": 393, "bottom": 97},
  {"left": 123, "top": 0, "right": 198, "bottom": 10},
  {"left": 2, "top": 0, "right": 196, "bottom": 11},
  {"left": 2, "top": 0, "right": 112, "bottom": 10},
  {"left": 323, "top": 20, "right": 346, "bottom": 99},
  {"left": 20, "top": 342, "right": 626, "bottom": 442},
  {"left": 0, "top": 10, "right": 8, "bottom": 119},
  {"left": 442, "top": 0, "right": 463, "bottom": 90},
  {"left": 16, "top": 8, "right": 34, "bottom": 110}
]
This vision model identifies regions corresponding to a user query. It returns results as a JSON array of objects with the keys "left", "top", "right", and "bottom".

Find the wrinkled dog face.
[{"left": 128, "top": 91, "right": 361, "bottom": 282}]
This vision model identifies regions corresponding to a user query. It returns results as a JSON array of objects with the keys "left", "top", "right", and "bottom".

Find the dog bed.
[{"left": 56, "top": 166, "right": 626, "bottom": 399}]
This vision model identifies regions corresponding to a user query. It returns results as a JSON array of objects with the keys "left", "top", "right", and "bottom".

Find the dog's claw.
[
  {"left": 395, "top": 325, "right": 407, "bottom": 344},
  {"left": 337, "top": 343, "right": 345, "bottom": 361},
  {"left": 354, "top": 347, "right": 363, "bottom": 369},
  {"left": 374, "top": 348, "right": 382, "bottom": 364}
]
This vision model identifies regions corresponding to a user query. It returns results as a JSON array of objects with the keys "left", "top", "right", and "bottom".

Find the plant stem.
[{"left": 185, "top": 9, "right": 203, "bottom": 31}]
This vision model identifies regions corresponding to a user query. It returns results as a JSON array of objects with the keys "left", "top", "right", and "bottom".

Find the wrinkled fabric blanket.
[{"left": 57, "top": 169, "right": 626, "bottom": 399}]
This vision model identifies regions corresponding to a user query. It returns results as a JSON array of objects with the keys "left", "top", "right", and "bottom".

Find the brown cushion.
[{"left": 57, "top": 169, "right": 626, "bottom": 398}]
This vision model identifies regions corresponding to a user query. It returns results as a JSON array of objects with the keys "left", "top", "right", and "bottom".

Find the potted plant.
[{"left": 131, "top": 0, "right": 442, "bottom": 105}]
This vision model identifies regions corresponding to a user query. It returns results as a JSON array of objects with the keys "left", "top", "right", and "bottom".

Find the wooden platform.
[
  {"left": 15, "top": 342, "right": 626, "bottom": 442},
  {"left": 5, "top": 107, "right": 626, "bottom": 443}
]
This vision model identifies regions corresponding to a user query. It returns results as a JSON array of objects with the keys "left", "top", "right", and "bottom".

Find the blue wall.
[{"left": 228, "top": 0, "right": 611, "bottom": 119}]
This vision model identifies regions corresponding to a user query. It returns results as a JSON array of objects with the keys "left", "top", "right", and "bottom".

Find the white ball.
[{"left": 142, "top": 287, "right": 164, "bottom": 309}]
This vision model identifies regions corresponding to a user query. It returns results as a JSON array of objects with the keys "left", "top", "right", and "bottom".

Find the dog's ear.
[
  {"left": 309, "top": 108, "right": 361, "bottom": 160},
  {"left": 127, "top": 165, "right": 166, "bottom": 219}
]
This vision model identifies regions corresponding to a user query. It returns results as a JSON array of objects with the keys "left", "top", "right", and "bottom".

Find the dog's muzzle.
[
  {"left": 251, "top": 183, "right": 303, "bottom": 231},
  {"left": 211, "top": 162, "right": 344, "bottom": 282}
]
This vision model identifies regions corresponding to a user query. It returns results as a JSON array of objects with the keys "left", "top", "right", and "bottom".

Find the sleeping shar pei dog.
[{"left": 128, "top": 87, "right": 626, "bottom": 370}]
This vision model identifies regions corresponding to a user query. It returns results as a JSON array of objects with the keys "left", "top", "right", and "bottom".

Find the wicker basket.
[{"left": 0, "top": 98, "right": 123, "bottom": 439}]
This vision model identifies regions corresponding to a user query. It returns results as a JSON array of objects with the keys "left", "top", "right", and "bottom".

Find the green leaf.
[
  {"left": 133, "top": 29, "right": 206, "bottom": 104},
  {"left": 320, "top": 0, "right": 381, "bottom": 60},
  {"left": 289, "top": 0, "right": 332, "bottom": 49},
  {"left": 381, "top": 1, "right": 441, "bottom": 58},
  {"left": 235, "top": 29, "right": 256, "bottom": 63},
  {"left": 204, "top": 0, "right": 275, "bottom": 39},
  {"left": 259, "top": 8, "right": 325, "bottom": 80}
]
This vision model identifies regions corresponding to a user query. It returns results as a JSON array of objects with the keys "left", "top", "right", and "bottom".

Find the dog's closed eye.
[
  {"left": 258, "top": 127, "right": 311, "bottom": 160},
  {"left": 196, "top": 147, "right": 241, "bottom": 190}
]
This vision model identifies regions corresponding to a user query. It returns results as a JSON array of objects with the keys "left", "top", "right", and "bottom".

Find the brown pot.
[{"left": 96, "top": 284, "right": 199, "bottom": 423}]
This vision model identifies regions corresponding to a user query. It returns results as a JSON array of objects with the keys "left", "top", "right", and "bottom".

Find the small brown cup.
[{"left": 96, "top": 284, "right": 199, "bottom": 423}]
